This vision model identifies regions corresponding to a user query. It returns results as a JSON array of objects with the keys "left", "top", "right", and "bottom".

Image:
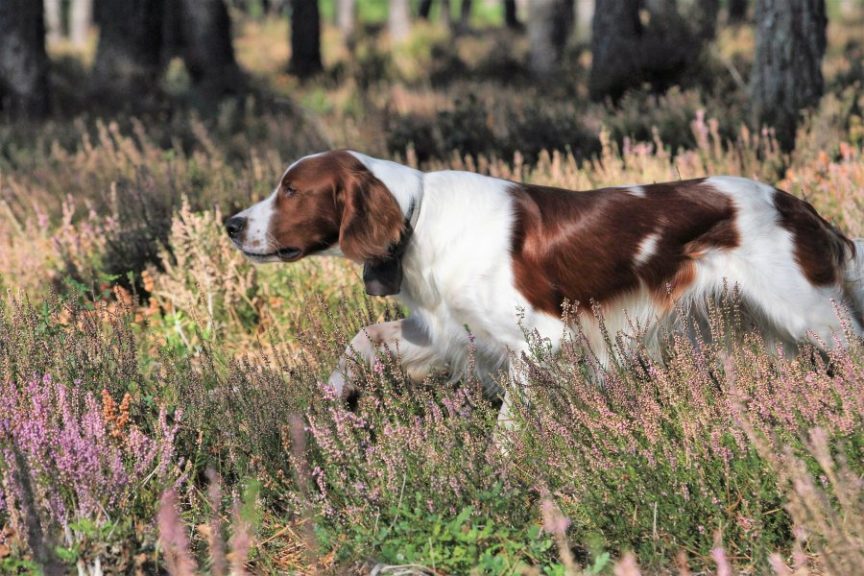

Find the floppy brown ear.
[{"left": 339, "top": 169, "right": 405, "bottom": 263}]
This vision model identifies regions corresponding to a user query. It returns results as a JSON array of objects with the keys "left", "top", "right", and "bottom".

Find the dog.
[{"left": 226, "top": 150, "right": 864, "bottom": 418}]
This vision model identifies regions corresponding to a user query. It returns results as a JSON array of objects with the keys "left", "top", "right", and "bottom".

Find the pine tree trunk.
[
  {"left": 750, "top": 0, "right": 826, "bottom": 151},
  {"left": 504, "top": 0, "right": 521, "bottom": 29},
  {"left": 589, "top": 0, "right": 642, "bottom": 97},
  {"left": 69, "top": 0, "right": 93, "bottom": 47},
  {"left": 178, "top": 0, "right": 241, "bottom": 91},
  {"left": 93, "top": 0, "right": 165, "bottom": 94},
  {"left": 45, "top": 0, "right": 64, "bottom": 43},
  {"left": 728, "top": 0, "right": 748, "bottom": 22},
  {"left": 289, "top": 0, "right": 323, "bottom": 78},
  {"left": 389, "top": 0, "right": 411, "bottom": 41},
  {"left": 590, "top": 0, "right": 698, "bottom": 100},
  {"left": 460, "top": 0, "right": 472, "bottom": 27},
  {"left": 0, "top": 0, "right": 50, "bottom": 118},
  {"left": 419, "top": 0, "right": 433, "bottom": 19},
  {"left": 692, "top": 0, "right": 719, "bottom": 40},
  {"left": 528, "top": 0, "right": 572, "bottom": 76}
]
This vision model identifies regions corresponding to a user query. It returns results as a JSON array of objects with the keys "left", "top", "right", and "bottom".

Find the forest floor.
[{"left": 2, "top": 12, "right": 864, "bottom": 575}]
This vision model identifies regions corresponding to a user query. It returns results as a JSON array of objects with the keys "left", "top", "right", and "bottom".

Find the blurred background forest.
[{"left": 3, "top": 1, "right": 864, "bottom": 575}]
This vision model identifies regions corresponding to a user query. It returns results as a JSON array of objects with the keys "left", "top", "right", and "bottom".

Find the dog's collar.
[
  {"left": 361, "top": 197, "right": 420, "bottom": 297},
  {"left": 390, "top": 197, "right": 420, "bottom": 260}
]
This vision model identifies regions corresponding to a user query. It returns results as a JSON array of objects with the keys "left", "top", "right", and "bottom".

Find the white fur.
[
  {"left": 238, "top": 154, "right": 864, "bottom": 410},
  {"left": 634, "top": 232, "right": 661, "bottom": 267},
  {"left": 627, "top": 185, "right": 647, "bottom": 198}
]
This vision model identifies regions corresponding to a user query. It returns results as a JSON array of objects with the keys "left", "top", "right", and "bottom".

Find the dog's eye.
[{"left": 283, "top": 184, "right": 297, "bottom": 197}]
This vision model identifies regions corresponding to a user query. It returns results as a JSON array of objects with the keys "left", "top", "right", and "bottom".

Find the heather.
[{"left": 1, "top": 10, "right": 864, "bottom": 576}]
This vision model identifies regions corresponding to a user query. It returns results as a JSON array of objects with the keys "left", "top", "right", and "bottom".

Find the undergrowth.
[{"left": 2, "top": 12, "right": 864, "bottom": 576}]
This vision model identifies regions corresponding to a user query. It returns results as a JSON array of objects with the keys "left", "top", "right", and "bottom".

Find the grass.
[{"left": 2, "top": 8, "right": 864, "bottom": 575}]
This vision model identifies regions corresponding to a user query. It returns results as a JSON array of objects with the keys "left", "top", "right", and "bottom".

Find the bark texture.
[
  {"left": 728, "top": 0, "right": 748, "bottom": 22},
  {"left": 178, "top": 0, "right": 241, "bottom": 91},
  {"left": 692, "top": 0, "right": 720, "bottom": 40},
  {"left": 589, "top": 0, "right": 697, "bottom": 100},
  {"left": 750, "top": 0, "right": 827, "bottom": 151},
  {"left": 504, "top": 0, "right": 521, "bottom": 29},
  {"left": 92, "top": 0, "right": 164, "bottom": 94},
  {"left": 460, "top": 0, "right": 472, "bottom": 27},
  {"left": 419, "top": 0, "right": 433, "bottom": 19},
  {"left": 289, "top": 0, "right": 323, "bottom": 78},
  {"left": 0, "top": 0, "right": 50, "bottom": 118},
  {"left": 528, "top": 0, "right": 573, "bottom": 77}
]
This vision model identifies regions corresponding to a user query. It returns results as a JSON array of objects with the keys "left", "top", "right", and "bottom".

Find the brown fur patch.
[
  {"left": 772, "top": 188, "right": 853, "bottom": 286},
  {"left": 268, "top": 150, "right": 404, "bottom": 262},
  {"left": 509, "top": 179, "right": 740, "bottom": 316}
]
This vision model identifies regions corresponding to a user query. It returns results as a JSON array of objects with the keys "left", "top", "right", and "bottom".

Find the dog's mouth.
[{"left": 241, "top": 246, "right": 304, "bottom": 263}]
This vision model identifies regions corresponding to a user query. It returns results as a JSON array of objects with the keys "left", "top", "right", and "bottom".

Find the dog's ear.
[{"left": 339, "top": 169, "right": 406, "bottom": 296}]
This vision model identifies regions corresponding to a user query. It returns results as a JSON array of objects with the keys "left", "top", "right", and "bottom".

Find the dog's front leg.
[{"left": 327, "top": 316, "right": 443, "bottom": 399}]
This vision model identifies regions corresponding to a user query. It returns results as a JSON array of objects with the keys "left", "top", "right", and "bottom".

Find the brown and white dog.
[{"left": 226, "top": 150, "right": 864, "bottom": 416}]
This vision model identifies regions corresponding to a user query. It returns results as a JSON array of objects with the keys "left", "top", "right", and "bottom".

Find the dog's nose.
[{"left": 225, "top": 216, "right": 247, "bottom": 240}]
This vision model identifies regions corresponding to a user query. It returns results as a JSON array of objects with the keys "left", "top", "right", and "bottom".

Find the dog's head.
[{"left": 225, "top": 150, "right": 409, "bottom": 295}]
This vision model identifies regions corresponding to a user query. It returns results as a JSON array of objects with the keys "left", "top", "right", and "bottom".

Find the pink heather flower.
[
  {"left": 614, "top": 553, "right": 642, "bottom": 576},
  {"left": 540, "top": 497, "right": 571, "bottom": 536},
  {"left": 768, "top": 554, "right": 792, "bottom": 576},
  {"left": 711, "top": 547, "right": 732, "bottom": 576},
  {"left": 157, "top": 489, "right": 198, "bottom": 576},
  {"left": 0, "top": 374, "right": 180, "bottom": 538}
]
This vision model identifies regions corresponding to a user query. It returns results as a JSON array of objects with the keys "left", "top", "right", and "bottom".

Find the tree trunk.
[
  {"left": 440, "top": 0, "right": 453, "bottom": 28},
  {"left": 528, "top": 0, "right": 572, "bottom": 76},
  {"left": 460, "top": 0, "right": 472, "bottom": 27},
  {"left": 69, "top": 0, "right": 93, "bottom": 47},
  {"left": 93, "top": 0, "right": 164, "bottom": 94},
  {"left": 574, "top": 0, "right": 593, "bottom": 41},
  {"left": 0, "top": 0, "right": 50, "bottom": 118},
  {"left": 289, "top": 0, "right": 322, "bottom": 78},
  {"left": 504, "top": 0, "right": 521, "bottom": 29},
  {"left": 389, "top": 0, "right": 411, "bottom": 41},
  {"left": 419, "top": 0, "right": 433, "bottom": 19},
  {"left": 645, "top": 0, "right": 677, "bottom": 17},
  {"left": 45, "top": 0, "right": 64, "bottom": 43},
  {"left": 728, "top": 0, "right": 748, "bottom": 22},
  {"left": 337, "top": 0, "right": 356, "bottom": 37},
  {"left": 750, "top": 0, "right": 826, "bottom": 151},
  {"left": 589, "top": 0, "right": 641, "bottom": 98},
  {"left": 590, "top": 0, "right": 698, "bottom": 100},
  {"left": 178, "top": 0, "right": 241, "bottom": 91},
  {"left": 692, "top": 0, "right": 719, "bottom": 40}
]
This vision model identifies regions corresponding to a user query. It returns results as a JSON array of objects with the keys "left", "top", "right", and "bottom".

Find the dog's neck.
[{"left": 347, "top": 152, "right": 425, "bottom": 297}]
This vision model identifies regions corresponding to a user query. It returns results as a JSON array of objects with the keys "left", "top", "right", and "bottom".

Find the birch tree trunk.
[
  {"left": 44, "top": 0, "right": 63, "bottom": 43},
  {"left": 389, "top": 0, "right": 411, "bottom": 41},
  {"left": 69, "top": 0, "right": 93, "bottom": 47},
  {"left": 337, "top": 0, "right": 356, "bottom": 37}
]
